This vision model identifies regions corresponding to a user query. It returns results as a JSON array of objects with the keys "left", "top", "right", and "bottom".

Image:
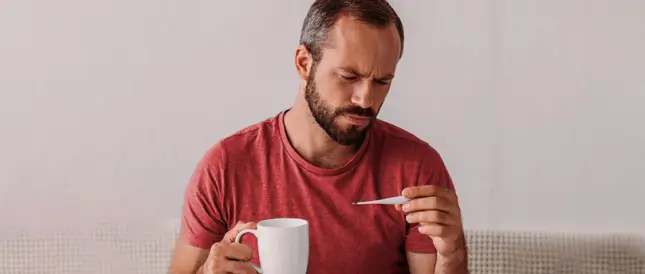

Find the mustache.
[{"left": 339, "top": 106, "right": 375, "bottom": 117}]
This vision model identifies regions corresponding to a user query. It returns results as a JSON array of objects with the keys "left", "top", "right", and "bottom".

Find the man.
[{"left": 170, "top": 0, "right": 468, "bottom": 273}]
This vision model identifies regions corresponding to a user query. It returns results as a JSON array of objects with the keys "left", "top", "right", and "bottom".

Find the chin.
[{"left": 335, "top": 122, "right": 362, "bottom": 132}]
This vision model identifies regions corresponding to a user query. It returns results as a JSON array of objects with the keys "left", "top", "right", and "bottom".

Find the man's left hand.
[{"left": 396, "top": 185, "right": 465, "bottom": 256}]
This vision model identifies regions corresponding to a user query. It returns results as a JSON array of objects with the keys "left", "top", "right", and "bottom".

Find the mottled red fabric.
[{"left": 180, "top": 110, "right": 454, "bottom": 274}]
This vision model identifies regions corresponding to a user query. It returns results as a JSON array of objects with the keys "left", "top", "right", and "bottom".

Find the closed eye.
[
  {"left": 341, "top": 75, "right": 358, "bottom": 81},
  {"left": 375, "top": 79, "right": 390, "bottom": 85}
]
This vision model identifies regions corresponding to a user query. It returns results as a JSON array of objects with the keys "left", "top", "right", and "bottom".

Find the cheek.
[
  {"left": 316, "top": 76, "right": 354, "bottom": 104},
  {"left": 372, "top": 86, "right": 390, "bottom": 107}
]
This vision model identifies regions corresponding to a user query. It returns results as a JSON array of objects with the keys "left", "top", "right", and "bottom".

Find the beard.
[{"left": 304, "top": 67, "right": 376, "bottom": 146}]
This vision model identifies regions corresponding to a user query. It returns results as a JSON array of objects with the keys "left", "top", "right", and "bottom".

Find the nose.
[{"left": 350, "top": 82, "right": 374, "bottom": 109}]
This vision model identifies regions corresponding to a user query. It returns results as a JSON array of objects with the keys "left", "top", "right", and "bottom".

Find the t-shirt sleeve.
[
  {"left": 179, "top": 145, "right": 228, "bottom": 249},
  {"left": 405, "top": 145, "right": 455, "bottom": 253}
]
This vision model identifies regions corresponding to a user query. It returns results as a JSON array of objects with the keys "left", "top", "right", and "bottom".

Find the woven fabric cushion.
[
  {"left": 0, "top": 223, "right": 178, "bottom": 274},
  {"left": 1, "top": 224, "right": 644, "bottom": 273},
  {"left": 467, "top": 230, "right": 645, "bottom": 274}
]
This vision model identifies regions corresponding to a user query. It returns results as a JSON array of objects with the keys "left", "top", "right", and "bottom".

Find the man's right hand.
[{"left": 200, "top": 222, "right": 258, "bottom": 274}]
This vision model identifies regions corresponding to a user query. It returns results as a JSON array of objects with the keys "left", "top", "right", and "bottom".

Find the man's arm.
[
  {"left": 169, "top": 144, "right": 229, "bottom": 274},
  {"left": 435, "top": 246, "right": 469, "bottom": 274},
  {"left": 403, "top": 144, "right": 468, "bottom": 273},
  {"left": 407, "top": 252, "right": 436, "bottom": 274},
  {"left": 407, "top": 249, "right": 468, "bottom": 274},
  {"left": 169, "top": 221, "right": 258, "bottom": 274},
  {"left": 169, "top": 240, "right": 210, "bottom": 274},
  {"left": 406, "top": 242, "right": 468, "bottom": 274},
  {"left": 402, "top": 185, "right": 469, "bottom": 274}
]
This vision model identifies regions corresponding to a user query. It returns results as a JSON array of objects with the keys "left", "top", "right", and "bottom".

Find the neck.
[{"left": 283, "top": 97, "right": 358, "bottom": 169}]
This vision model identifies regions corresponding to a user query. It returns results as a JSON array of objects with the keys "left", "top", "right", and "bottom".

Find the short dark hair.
[{"left": 299, "top": 0, "right": 405, "bottom": 63}]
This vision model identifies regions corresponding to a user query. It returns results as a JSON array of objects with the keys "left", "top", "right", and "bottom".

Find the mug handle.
[{"left": 234, "top": 229, "right": 263, "bottom": 273}]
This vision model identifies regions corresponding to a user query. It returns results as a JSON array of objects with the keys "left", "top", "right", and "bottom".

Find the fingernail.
[
  {"left": 402, "top": 203, "right": 410, "bottom": 211},
  {"left": 401, "top": 189, "right": 409, "bottom": 197},
  {"left": 405, "top": 215, "right": 413, "bottom": 223}
]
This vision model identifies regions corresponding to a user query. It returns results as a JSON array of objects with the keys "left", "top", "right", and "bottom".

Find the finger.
[
  {"left": 210, "top": 241, "right": 223, "bottom": 255},
  {"left": 208, "top": 242, "right": 255, "bottom": 272},
  {"left": 401, "top": 196, "right": 454, "bottom": 214},
  {"left": 222, "top": 260, "right": 257, "bottom": 274},
  {"left": 223, "top": 243, "right": 254, "bottom": 261},
  {"left": 405, "top": 210, "right": 455, "bottom": 226},
  {"left": 209, "top": 242, "right": 253, "bottom": 260},
  {"left": 223, "top": 221, "right": 257, "bottom": 243},
  {"left": 417, "top": 223, "right": 451, "bottom": 238},
  {"left": 402, "top": 185, "right": 449, "bottom": 198},
  {"left": 209, "top": 242, "right": 230, "bottom": 260},
  {"left": 234, "top": 221, "right": 258, "bottom": 231},
  {"left": 394, "top": 204, "right": 403, "bottom": 212},
  {"left": 402, "top": 185, "right": 457, "bottom": 202}
]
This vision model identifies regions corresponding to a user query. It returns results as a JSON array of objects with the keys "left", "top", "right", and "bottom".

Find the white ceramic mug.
[{"left": 234, "top": 218, "right": 309, "bottom": 274}]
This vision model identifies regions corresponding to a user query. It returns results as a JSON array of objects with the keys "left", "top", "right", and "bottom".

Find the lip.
[{"left": 343, "top": 114, "right": 371, "bottom": 126}]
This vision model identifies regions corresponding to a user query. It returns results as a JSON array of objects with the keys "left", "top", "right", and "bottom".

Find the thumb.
[
  {"left": 394, "top": 204, "right": 403, "bottom": 212},
  {"left": 222, "top": 221, "right": 257, "bottom": 243}
]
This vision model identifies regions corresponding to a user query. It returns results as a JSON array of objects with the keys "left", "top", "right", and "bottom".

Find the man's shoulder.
[
  {"left": 372, "top": 119, "right": 441, "bottom": 158},
  {"left": 371, "top": 119, "right": 451, "bottom": 188},
  {"left": 373, "top": 119, "right": 431, "bottom": 146},
  {"left": 200, "top": 113, "right": 281, "bottom": 166},
  {"left": 221, "top": 114, "right": 279, "bottom": 145}
]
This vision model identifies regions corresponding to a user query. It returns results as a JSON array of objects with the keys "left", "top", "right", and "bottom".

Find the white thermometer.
[{"left": 352, "top": 196, "right": 410, "bottom": 205}]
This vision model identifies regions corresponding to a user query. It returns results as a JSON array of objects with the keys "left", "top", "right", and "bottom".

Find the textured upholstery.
[
  {"left": 1, "top": 223, "right": 644, "bottom": 273},
  {"left": 466, "top": 230, "right": 645, "bottom": 274}
]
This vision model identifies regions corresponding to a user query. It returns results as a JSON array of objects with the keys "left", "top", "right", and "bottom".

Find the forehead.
[{"left": 319, "top": 16, "right": 401, "bottom": 72}]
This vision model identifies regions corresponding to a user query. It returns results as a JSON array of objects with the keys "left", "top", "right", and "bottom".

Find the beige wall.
[{"left": 1, "top": 0, "right": 644, "bottom": 239}]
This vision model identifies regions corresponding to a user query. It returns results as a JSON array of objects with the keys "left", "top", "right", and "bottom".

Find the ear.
[{"left": 295, "top": 45, "right": 312, "bottom": 81}]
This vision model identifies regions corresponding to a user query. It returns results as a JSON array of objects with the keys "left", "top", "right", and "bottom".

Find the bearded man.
[{"left": 170, "top": 1, "right": 468, "bottom": 273}]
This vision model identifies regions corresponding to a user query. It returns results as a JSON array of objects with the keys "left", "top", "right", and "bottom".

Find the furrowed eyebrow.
[
  {"left": 338, "top": 67, "right": 394, "bottom": 80},
  {"left": 378, "top": 74, "right": 395, "bottom": 81},
  {"left": 338, "top": 67, "right": 362, "bottom": 76}
]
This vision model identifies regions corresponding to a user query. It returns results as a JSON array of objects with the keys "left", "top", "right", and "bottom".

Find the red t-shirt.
[{"left": 180, "top": 110, "right": 454, "bottom": 274}]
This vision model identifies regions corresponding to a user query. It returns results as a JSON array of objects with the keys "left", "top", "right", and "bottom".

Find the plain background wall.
[{"left": 1, "top": 0, "right": 644, "bottom": 238}]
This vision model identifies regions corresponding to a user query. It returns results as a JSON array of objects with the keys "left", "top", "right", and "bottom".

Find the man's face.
[{"left": 304, "top": 16, "right": 402, "bottom": 146}]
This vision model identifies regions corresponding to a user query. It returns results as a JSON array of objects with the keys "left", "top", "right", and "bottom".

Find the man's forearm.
[
  {"left": 435, "top": 237, "right": 469, "bottom": 274},
  {"left": 435, "top": 249, "right": 468, "bottom": 274}
]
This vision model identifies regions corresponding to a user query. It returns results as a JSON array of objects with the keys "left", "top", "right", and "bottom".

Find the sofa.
[{"left": 1, "top": 222, "right": 644, "bottom": 273}]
